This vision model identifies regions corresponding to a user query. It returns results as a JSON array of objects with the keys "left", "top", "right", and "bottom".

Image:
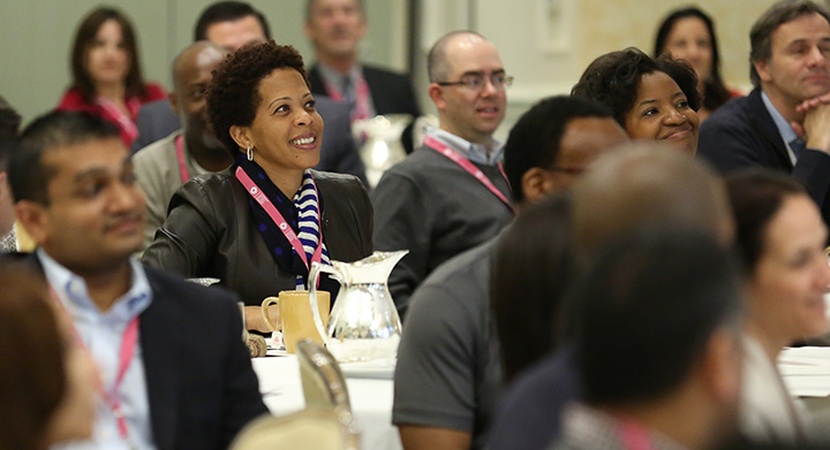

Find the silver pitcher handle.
[{"left": 308, "top": 262, "right": 339, "bottom": 347}]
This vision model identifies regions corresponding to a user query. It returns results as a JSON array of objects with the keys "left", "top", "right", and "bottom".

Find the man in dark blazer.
[
  {"left": 697, "top": 0, "right": 830, "bottom": 225},
  {"left": 132, "top": 1, "right": 366, "bottom": 181},
  {"left": 9, "top": 111, "right": 267, "bottom": 450},
  {"left": 304, "top": 0, "right": 421, "bottom": 153}
]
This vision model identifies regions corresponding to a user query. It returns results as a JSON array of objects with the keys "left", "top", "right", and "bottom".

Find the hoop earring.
[{"left": 246, "top": 145, "right": 254, "bottom": 161}]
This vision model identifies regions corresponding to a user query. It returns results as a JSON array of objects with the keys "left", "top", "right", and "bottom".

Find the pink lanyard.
[
  {"left": 96, "top": 96, "right": 140, "bottom": 144},
  {"left": 324, "top": 74, "right": 371, "bottom": 122},
  {"left": 49, "top": 287, "right": 139, "bottom": 443},
  {"left": 423, "top": 135, "right": 516, "bottom": 214},
  {"left": 235, "top": 167, "right": 324, "bottom": 270},
  {"left": 175, "top": 135, "right": 190, "bottom": 183},
  {"left": 617, "top": 419, "right": 655, "bottom": 450}
]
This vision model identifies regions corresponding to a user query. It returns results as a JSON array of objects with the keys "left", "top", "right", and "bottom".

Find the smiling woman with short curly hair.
[
  {"left": 572, "top": 47, "right": 701, "bottom": 155},
  {"left": 143, "top": 40, "right": 373, "bottom": 333}
]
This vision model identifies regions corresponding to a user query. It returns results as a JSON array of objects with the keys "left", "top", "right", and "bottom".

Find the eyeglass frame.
[{"left": 435, "top": 71, "right": 514, "bottom": 91}]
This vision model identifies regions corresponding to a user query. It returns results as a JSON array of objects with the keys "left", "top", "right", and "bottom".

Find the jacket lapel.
[
  {"left": 140, "top": 272, "right": 181, "bottom": 450},
  {"left": 747, "top": 89, "right": 794, "bottom": 171}
]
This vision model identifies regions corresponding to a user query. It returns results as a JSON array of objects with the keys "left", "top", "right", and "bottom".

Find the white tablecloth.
[{"left": 251, "top": 356, "right": 403, "bottom": 450}]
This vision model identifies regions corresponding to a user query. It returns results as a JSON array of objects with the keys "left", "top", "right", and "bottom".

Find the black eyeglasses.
[{"left": 436, "top": 73, "right": 514, "bottom": 91}]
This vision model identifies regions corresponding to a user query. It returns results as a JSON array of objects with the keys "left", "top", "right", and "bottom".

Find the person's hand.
[
  {"left": 245, "top": 305, "right": 279, "bottom": 333},
  {"left": 792, "top": 93, "right": 830, "bottom": 152}
]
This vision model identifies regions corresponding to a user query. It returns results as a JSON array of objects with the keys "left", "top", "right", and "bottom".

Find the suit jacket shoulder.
[
  {"left": 697, "top": 88, "right": 792, "bottom": 172},
  {"left": 362, "top": 64, "right": 422, "bottom": 117},
  {"left": 307, "top": 63, "right": 421, "bottom": 117},
  {"left": 140, "top": 265, "right": 267, "bottom": 449}
]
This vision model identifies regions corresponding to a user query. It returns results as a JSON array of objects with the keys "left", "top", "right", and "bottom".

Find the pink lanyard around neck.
[
  {"left": 234, "top": 167, "right": 324, "bottom": 271},
  {"left": 424, "top": 135, "right": 516, "bottom": 214},
  {"left": 175, "top": 135, "right": 190, "bottom": 183},
  {"left": 324, "top": 74, "right": 371, "bottom": 122},
  {"left": 616, "top": 419, "right": 655, "bottom": 450},
  {"left": 49, "top": 287, "right": 139, "bottom": 443},
  {"left": 96, "top": 96, "right": 139, "bottom": 144}
]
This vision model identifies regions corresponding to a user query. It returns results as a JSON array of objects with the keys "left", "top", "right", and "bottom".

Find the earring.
[{"left": 246, "top": 145, "right": 254, "bottom": 161}]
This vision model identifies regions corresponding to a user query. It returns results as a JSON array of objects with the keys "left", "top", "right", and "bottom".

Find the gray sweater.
[{"left": 371, "top": 144, "right": 514, "bottom": 318}]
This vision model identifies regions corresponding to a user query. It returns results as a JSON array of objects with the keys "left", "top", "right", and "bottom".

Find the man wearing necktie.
[
  {"left": 698, "top": 0, "right": 830, "bottom": 228},
  {"left": 304, "top": 0, "right": 421, "bottom": 152}
]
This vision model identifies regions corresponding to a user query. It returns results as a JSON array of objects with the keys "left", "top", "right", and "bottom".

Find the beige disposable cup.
[{"left": 261, "top": 291, "right": 330, "bottom": 353}]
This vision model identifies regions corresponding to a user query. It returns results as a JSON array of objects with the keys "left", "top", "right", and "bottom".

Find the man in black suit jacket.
[
  {"left": 698, "top": 0, "right": 830, "bottom": 225},
  {"left": 9, "top": 111, "right": 267, "bottom": 449},
  {"left": 304, "top": 0, "right": 421, "bottom": 153}
]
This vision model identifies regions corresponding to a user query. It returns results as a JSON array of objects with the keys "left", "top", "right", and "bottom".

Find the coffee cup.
[{"left": 261, "top": 290, "right": 330, "bottom": 353}]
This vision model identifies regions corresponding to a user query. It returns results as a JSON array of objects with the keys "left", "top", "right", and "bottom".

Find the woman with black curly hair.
[
  {"left": 572, "top": 47, "right": 701, "bottom": 155},
  {"left": 143, "top": 41, "right": 373, "bottom": 332}
]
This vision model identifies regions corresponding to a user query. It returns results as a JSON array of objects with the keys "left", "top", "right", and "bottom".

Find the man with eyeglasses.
[{"left": 371, "top": 31, "right": 514, "bottom": 321}]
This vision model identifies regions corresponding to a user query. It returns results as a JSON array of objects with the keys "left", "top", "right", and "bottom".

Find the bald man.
[
  {"left": 372, "top": 31, "right": 514, "bottom": 318},
  {"left": 487, "top": 144, "right": 735, "bottom": 450},
  {"left": 133, "top": 42, "right": 230, "bottom": 251}
]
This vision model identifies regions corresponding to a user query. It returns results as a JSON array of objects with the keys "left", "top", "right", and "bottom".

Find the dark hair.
[
  {"left": 504, "top": 96, "right": 614, "bottom": 203},
  {"left": 69, "top": 6, "right": 147, "bottom": 103},
  {"left": 654, "top": 7, "right": 732, "bottom": 111},
  {"left": 492, "top": 193, "right": 575, "bottom": 382},
  {"left": 193, "top": 1, "right": 271, "bottom": 42},
  {"left": 574, "top": 228, "right": 743, "bottom": 405},
  {"left": 571, "top": 48, "right": 700, "bottom": 128},
  {"left": 725, "top": 169, "right": 807, "bottom": 274},
  {"left": 9, "top": 111, "right": 120, "bottom": 205},
  {"left": 0, "top": 97, "right": 19, "bottom": 172},
  {"left": 305, "top": 0, "right": 365, "bottom": 23},
  {"left": 0, "top": 96, "right": 21, "bottom": 141},
  {"left": 750, "top": 0, "right": 830, "bottom": 87},
  {"left": 0, "top": 259, "right": 66, "bottom": 450},
  {"left": 207, "top": 41, "right": 308, "bottom": 154}
]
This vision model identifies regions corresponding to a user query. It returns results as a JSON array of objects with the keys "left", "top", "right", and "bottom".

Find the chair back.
[
  {"left": 230, "top": 409, "right": 358, "bottom": 450},
  {"left": 297, "top": 339, "right": 352, "bottom": 411},
  {"left": 296, "top": 339, "right": 360, "bottom": 448}
]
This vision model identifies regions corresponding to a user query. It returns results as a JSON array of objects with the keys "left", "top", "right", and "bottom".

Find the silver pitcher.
[
  {"left": 352, "top": 114, "right": 411, "bottom": 188},
  {"left": 308, "top": 251, "right": 408, "bottom": 362}
]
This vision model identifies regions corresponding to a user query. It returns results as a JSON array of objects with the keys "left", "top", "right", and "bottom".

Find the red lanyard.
[
  {"left": 96, "top": 96, "right": 140, "bottom": 144},
  {"left": 49, "top": 287, "right": 139, "bottom": 443},
  {"left": 617, "top": 419, "right": 655, "bottom": 450},
  {"left": 235, "top": 167, "right": 324, "bottom": 271},
  {"left": 423, "top": 135, "right": 516, "bottom": 214},
  {"left": 175, "top": 135, "right": 190, "bottom": 183},
  {"left": 324, "top": 74, "right": 371, "bottom": 122}
]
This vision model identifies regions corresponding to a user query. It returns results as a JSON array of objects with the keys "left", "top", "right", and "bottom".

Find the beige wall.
[
  {"left": 414, "top": 0, "right": 784, "bottom": 142},
  {"left": 576, "top": 0, "right": 781, "bottom": 92},
  {"left": 0, "top": 0, "right": 802, "bottom": 136},
  {"left": 0, "top": 0, "right": 407, "bottom": 126}
]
